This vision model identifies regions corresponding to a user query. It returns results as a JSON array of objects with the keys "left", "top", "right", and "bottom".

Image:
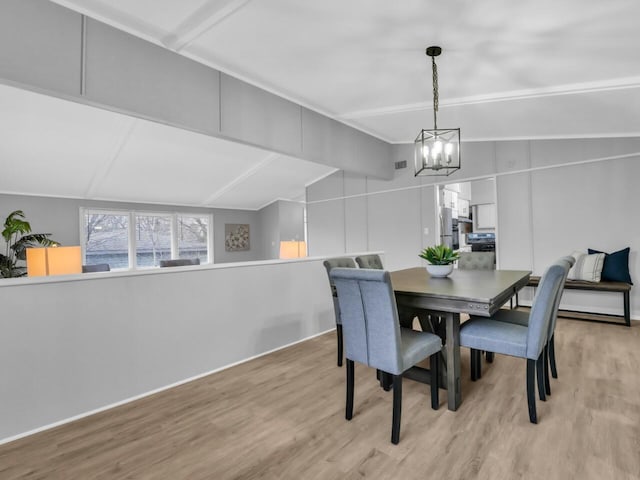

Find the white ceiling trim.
[
  {"left": 201, "top": 152, "right": 281, "bottom": 206},
  {"left": 50, "top": 0, "right": 168, "bottom": 45},
  {"left": 340, "top": 76, "right": 640, "bottom": 120},
  {"left": 162, "top": 0, "right": 254, "bottom": 52},
  {"left": 84, "top": 118, "right": 138, "bottom": 197},
  {"left": 304, "top": 168, "right": 340, "bottom": 189}
]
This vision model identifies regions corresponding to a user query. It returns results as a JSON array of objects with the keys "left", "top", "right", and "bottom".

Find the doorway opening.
[{"left": 436, "top": 178, "right": 497, "bottom": 256}]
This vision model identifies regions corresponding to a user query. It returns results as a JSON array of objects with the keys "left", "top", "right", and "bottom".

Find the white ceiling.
[
  {"left": 51, "top": 0, "right": 640, "bottom": 142},
  {"left": 5, "top": 1, "right": 640, "bottom": 209},
  {"left": 0, "top": 84, "right": 335, "bottom": 209}
]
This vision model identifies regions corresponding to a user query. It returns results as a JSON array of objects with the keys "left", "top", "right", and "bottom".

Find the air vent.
[{"left": 394, "top": 160, "right": 407, "bottom": 170}]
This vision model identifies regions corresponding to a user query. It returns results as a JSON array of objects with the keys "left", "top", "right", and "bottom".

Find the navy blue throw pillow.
[{"left": 588, "top": 247, "right": 632, "bottom": 284}]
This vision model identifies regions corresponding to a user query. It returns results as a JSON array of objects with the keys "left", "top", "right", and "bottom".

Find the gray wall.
[
  {"left": 257, "top": 201, "right": 280, "bottom": 260},
  {"left": 256, "top": 200, "right": 306, "bottom": 260},
  {"left": 0, "top": 194, "right": 266, "bottom": 264},
  {"left": 307, "top": 137, "right": 640, "bottom": 318}
]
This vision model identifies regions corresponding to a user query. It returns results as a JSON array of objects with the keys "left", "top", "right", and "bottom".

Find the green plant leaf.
[
  {"left": 12, "top": 234, "right": 59, "bottom": 260},
  {"left": 2, "top": 210, "right": 31, "bottom": 243},
  {"left": 418, "top": 244, "right": 460, "bottom": 265}
]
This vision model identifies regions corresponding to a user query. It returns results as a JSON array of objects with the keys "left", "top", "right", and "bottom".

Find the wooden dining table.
[{"left": 390, "top": 267, "right": 531, "bottom": 411}]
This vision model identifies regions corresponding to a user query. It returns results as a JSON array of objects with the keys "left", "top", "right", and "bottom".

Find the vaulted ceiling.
[
  {"left": 51, "top": 0, "right": 640, "bottom": 142},
  {"left": 5, "top": 0, "right": 640, "bottom": 209}
]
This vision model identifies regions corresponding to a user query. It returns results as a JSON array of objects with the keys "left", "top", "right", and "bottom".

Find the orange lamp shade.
[
  {"left": 26, "top": 246, "right": 82, "bottom": 277},
  {"left": 47, "top": 246, "right": 82, "bottom": 275},
  {"left": 279, "top": 241, "right": 307, "bottom": 259},
  {"left": 26, "top": 248, "right": 48, "bottom": 277}
]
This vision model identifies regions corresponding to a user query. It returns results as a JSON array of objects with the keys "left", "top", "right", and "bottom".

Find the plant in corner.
[
  {"left": 419, "top": 244, "right": 459, "bottom": 265},
  {"left": 1, "top": 210, "right": 59, "bottom": 278}
]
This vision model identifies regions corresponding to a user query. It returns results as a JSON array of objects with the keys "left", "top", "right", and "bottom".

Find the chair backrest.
[
  {"left": 159, "top": 258, "right": 200, "bottom": 267},
  {"left": 559, "top": 255, "right": 576, "bottom": 268},
  {"left": 546, "top": 257, "right": 572, "bottom": 339},
  {"left": 330, "top": 268, "right": 403, "bottom": 374},
  {"left": 323, "top": 257, "right": 357, "bottom": 282},
  {"left": 457, "top": 252, "right": 496, "bottom": 270},
  {"left": 82, "top": 263, "right": 110, "bottom": 273},
  {"left": 526, "top": 263, "right": 567, "bottom": 359},
  {"left": 355, "top": 254, "right": 383, "bottom": 270}
]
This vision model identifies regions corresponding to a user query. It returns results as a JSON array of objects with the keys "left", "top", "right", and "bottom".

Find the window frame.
[{"left": 80, "top": 208, "right": 214, "bottom": 270}]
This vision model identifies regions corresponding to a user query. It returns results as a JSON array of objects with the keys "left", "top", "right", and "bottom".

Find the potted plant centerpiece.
[{"left": 419, "top": 244, "right": 459, "bottom": 278}]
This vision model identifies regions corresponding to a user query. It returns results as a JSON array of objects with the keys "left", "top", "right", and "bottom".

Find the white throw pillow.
[{"left": 568, "top": 250, "right": 605, "bottom": 282}]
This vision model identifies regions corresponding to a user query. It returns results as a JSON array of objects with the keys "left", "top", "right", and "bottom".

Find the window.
[
  {"left": 81, "top": 209, "right": 213, "bottom": 270},
  {"left": 177, "top": 215, "right": 209, "bottom": 264},
  {"left": 136, "top": 214, "right": 172, "bottom": 267},
  {"left": 84, "top": 212, "right": 130, "bottom": 269}
]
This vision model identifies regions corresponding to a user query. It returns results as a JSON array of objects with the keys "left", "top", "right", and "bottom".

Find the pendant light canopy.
[{"left": 414, "top": 46, "right": 461, "bottom": 176}]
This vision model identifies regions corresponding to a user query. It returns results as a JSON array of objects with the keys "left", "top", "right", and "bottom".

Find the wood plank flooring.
[{"left": 1, "top": 318, "right": 639, "bottom": 479}]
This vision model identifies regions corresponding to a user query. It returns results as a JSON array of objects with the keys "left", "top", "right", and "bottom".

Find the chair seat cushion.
[
  {"left": 471, "top": 309, "right": 529, "bottom": 326},
  {"left": 399, "top": 328, "right": 441, "bottom": 373},
  {"left": 460, "top": 318, "right": 528, "bottom": 358}
]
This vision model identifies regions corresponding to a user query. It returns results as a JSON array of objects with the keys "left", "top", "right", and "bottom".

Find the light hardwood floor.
[{"left": 1, "top": 318, "right": 639, "bottom": 479}]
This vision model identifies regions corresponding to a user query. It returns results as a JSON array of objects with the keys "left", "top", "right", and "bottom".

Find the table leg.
[{"left": 445, "top": 312, "right": 461, "bottom": 411}]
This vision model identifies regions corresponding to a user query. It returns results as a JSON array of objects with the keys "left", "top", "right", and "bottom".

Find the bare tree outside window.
[
  {"left": 84, "top": 213, "right": 129, "bottom": 269},
  {"left": 136, "top": 215, "right": 171, "bottom": 267},
  {"left": 178, "top": 215, "right": 208, "bottom": 263}
]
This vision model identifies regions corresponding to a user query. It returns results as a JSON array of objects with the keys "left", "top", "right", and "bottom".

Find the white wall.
[
  {"left": 0, "top": 258, "right": 335, "bottom": 442},
  {"left": 306, "top": 137, "right": 640, "bottom": 318}
]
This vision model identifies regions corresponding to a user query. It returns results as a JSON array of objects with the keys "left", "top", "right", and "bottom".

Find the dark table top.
[{"left": 390, "top": 267, "right": 531, "bottom": 316}]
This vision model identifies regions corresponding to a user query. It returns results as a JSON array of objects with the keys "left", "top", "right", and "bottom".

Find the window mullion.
[
  {"left": 171, "top": 214, "right": 179, "bottom": 259},
  {"left": 129, "top": 211, "right": 137, "bottom": 270}
]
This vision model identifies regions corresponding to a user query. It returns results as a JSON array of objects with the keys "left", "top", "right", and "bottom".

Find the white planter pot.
[{"left": 426, "top": 264, "right": 454, "bottom": 278}]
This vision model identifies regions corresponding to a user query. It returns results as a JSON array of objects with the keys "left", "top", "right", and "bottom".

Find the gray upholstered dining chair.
[
  {"left": 457, "top": 252, "right": 495, "bottom": 270},
  {"left": 354, "top": 254, "right": 383, "bottom": 270},
  {"left": 459, "top": 262, "right": 567, "bottom": 423},
  {"left": 82, "top": 263, "right": 110, "bottom": 273},
  {"left": 159, "top": 258, "right": 200, "bottom": 267},
  {"left": 330, "top": 268, "right": 442, "bottom": 444},
  {"left": 486, "top": 256, "right": 573, "bottom": 394},
  {"left": 323, "top": 257, "right": 357, "bottom": 367}
]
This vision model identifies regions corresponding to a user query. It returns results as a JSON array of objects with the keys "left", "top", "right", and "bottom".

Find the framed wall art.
[{"left": 224, "top": 224, "right": 250, "bottom": 252}]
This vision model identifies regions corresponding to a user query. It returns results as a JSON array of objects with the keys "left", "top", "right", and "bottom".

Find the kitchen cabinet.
[
  {"left": 458, "top": 198, "right": 470, "bottom": 218},
  {"left": 475, "top": 204, "right": 496, "bottom": 229}
]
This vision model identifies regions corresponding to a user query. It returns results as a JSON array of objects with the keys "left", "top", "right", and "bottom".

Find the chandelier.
[{"left": 414, "top": 46, "right": 461, "bottom": 176}]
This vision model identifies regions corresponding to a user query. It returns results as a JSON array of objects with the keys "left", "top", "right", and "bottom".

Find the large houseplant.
[
  {"left": 419, "top": 244, "right": 459, "bottom": 277},
  {"left": 1, "top": 210, "right": 59, "bottom": 278}
]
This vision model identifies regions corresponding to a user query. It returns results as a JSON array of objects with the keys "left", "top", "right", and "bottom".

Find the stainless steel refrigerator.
[{"left": 440, "top": 207, "right": 453, "bottom": 248}]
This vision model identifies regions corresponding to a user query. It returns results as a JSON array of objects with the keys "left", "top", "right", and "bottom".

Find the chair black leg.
[
  {"left": 336, "top": 324, "right": 343, "bottom": 367},
  {"left": 549, "top": 334, "right": 558, "bottom": 379},
  {"left": 543, "top": 345, "right": 551, "bottom": 396},
  {"left": 391, "top": 374, "right": 403, "bottom": 444},
  {"left": 536, "top": 354, "right": 546, "bottom": 402},
  {"left": 470, "top": 349, "right": 478, "bottom": 381},
  {"left": 526, "top": 359, "right": 537, "bottom": 424},
  {"left": 486, "top": 351, "right": 494, "bottom": 363},
  {"left": 430, "top": 353, "right": 440, "bottom": 410},
  {"left": 476, "top": 349, "right": 482, "bottom": 379},
  {"left": 381, "top": 371, "right": 392, "bottom": 391},
  {"left": 346, "top": 359, "right": 354, "bottom": 420}
]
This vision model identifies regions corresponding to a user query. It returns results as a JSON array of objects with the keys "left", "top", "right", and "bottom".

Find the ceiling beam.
[{"left": 162, "top": 0, "right": 254, "bottom": 52}]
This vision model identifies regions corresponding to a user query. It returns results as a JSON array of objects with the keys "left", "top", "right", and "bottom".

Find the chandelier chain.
[{"left": 432, "top": 55, "right": 439, "bottom": 129}]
